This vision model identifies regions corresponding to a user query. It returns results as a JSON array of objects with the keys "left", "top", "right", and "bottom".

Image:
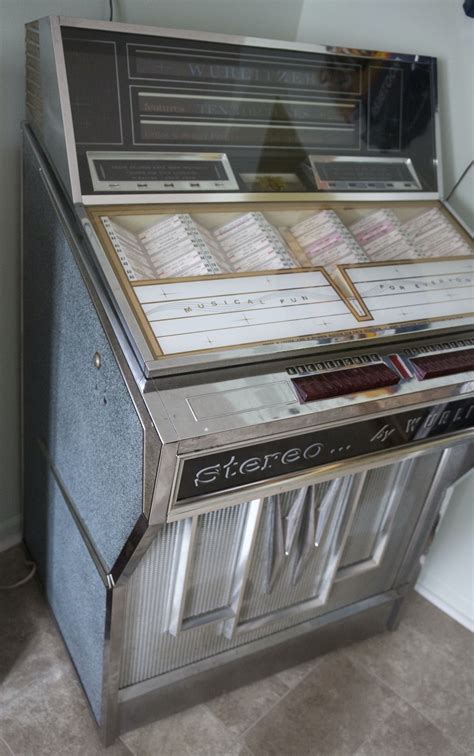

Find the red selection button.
[
  {"left": 410, "top": 348, "right": 474, "bottom": 380},
  {"left": 292, "top": 363, "right": 400, "bottom": 402}
]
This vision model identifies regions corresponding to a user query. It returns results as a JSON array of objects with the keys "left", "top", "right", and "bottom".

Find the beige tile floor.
[{"left": 0, "top": 544, "right": 472, "bottom": 756}]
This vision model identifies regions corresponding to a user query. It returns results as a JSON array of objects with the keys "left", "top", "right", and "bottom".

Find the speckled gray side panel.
[
  {"left": 25, "top": 444, "right": 107, "bottom": 722},
  {"left": 22, "top": 135, "right": 144, "bottom": 570}
]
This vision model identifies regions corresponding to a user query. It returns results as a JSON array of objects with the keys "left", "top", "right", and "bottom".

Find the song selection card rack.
[{"left": 89, "top": 208, "right": 473, "bottom": 358}]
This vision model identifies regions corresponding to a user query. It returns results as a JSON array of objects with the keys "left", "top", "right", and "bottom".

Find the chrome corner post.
[{"left": 100, "top": 581, "right": 128, "bottom": 746}]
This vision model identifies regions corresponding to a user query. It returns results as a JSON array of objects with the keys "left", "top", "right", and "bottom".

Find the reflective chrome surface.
[
  {"left": 81, "top": 191, "right": 440, "bottom": 206},
  {"left": 24, "top": 18, "right": 474, "bottom": 748},
  {"left": 86, "top": 151, "right": 239, "bottom": 193}
]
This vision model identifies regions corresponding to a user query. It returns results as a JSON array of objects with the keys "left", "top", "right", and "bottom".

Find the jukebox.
[{"left": 23, "top": 16, "right": 473, "bottom": 743}]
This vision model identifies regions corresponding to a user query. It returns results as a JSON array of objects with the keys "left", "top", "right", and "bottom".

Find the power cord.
[
  {"left": 109, "top": 0, "right": 114, "bottom": 22},
  {"left": 0, "top": 560, "right": 37, "bottom": 590}
]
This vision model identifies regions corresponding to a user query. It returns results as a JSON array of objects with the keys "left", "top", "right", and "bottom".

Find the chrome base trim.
[{"left": 117, "top": 592, "right": 398, "bottom": 735}]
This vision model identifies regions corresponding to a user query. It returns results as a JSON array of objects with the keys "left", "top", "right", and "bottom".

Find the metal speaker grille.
[
  {"left": 119, "top": 448, "right": 455, "bottom": 689},
  {"left": 119, "top": 477, "right": 354, "bottom": 688},
  {"left": 183, "top": 504, "right": 248, "bottom": 619},
  {"left": 338, "top": 463, "right": 399, "bottom": 569},
  {"left": 240, "top": 480, "right": 336, "bottom": 621}
]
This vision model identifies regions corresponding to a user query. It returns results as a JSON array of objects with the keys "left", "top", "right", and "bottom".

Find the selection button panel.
[
  {"left": 410, "top": 348, "right": 474, "bottom": 380},
  {"left": 292, "top": 362, "right": 400, "bottom": 402}
]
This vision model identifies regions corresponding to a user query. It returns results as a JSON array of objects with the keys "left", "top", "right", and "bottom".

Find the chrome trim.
[
  {"left": 181, "top": 607, "right": 235, "bottom": 632},
  {"left": 231, "top": 473, "right": 363, "bottom": 637},
  {"left": 142, "top": 319, "right": 473, "bottom": 378},
  {"left": 86, "top": 151, "right": 239, "bottom": 193},
  {"left": 174, "top": 385, "right": 473, "bottom": 467},
  {"left": 222, "top": 498, "right": 265, "bottom": 639},
  {"left": 168, "top": 517, "right": 198, "bottom": 636},
  {"left": 82, "top": 191, "right": 440, "bottom": 206},
  {"left": 335, "top": 458, "right": 416, "bottom": 582},
  {"left": 148, "top": 440, "right": 180, "bottom": 525},
  {"left": 37, "top": 438, "right": 112, "bottom": 588},
  {"left": 160, "top": 362, "right": 473, "bottom": 446},
  {"left": 433, "top": 77, "right": 443, "bottom": 200},
  {"left": 20, "top": 132, "right": 26, "bottom": 534},
  {"left": 101, "top": 581, "right": 128, "bottom": 743},
  {"left": 118, "top": 590, "right": 398, "bottom": 705},
  {"left": 309, "top": 156, "right": 422, "bottom": 192},
  {"left": 111, "top": 522, "right": 162, "bottom": 585},
  {"left": 166, "top": 428, "right": 473, "bottom": 521},
  {"left": 50, "top": 16, "right": 82, "bottom": 203}
]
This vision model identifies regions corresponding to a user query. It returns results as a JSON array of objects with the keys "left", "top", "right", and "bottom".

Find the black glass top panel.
[{"left": 61, "top": 26, "right": 438, "bottom": 195}]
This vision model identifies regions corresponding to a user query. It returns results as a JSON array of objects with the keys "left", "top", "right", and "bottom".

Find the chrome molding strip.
[
  {"left": 149, "top": 440, "right": 181, "bottom": 524},
  {"left": 174, "top": 381, "right": 474, "bottom": 456},
  {"left": 82, "top": 191, "right": 440, "bottom": 207},
  {"left": 168, "top": 517, "right": 198, "bottom": 636},
  {"left": 143, "top": 319, "right": 473, "bottom": 377},
  {"left": 165, "top": 428, "right": 474, "bottom": 522},
  {"left": 50, "top": 16, "right": 82, "bottom": 203},
  {"left": 172, "top": 376, "right": 474, "bottom": 454},
  {"left": 101, "top": 582, "right": 128, "bottom": 743},
  {"left": 222, "top": 498, "right": 265, "bottom": 639},
  {"left": 37, "top": 438, "right": 112, "bottom": 588}
]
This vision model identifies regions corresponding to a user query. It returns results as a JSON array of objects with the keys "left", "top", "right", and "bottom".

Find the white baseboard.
[
  {"left": 415, "top": 584, "right": 474, "bottom": 633},
  {"left": 0, "top": 514, "right": 22, "bottom": 553}
]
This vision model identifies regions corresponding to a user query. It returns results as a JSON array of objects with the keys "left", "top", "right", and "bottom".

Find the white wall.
[
  {"left": 417, "top": 471, "right": 474, "bottom": 631},
  {"left": 0, "top": 0, "right": 304, "bottom": 550}
]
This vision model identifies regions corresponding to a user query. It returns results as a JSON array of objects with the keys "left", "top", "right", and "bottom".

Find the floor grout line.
[
  {"left": 0, "top": 734, "right": 16, "bottom": 756},
  {"left": 118, "top": 735, "right": 136, "bottom": 756},
  {"left": 343, "top": 648, "right": 472, "bottom": 755},
  {"left": 207, "top": 654, "right": 327, "bottom": 745}
]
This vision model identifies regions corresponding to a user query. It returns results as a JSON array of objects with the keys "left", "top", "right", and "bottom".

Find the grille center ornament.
[{"left": 263, "top": 478, "right": 345, "bottom": 591}]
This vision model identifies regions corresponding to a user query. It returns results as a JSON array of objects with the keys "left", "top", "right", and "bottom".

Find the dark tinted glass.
[{"left": 62, "top": 27, "right": 438, "bottom": 195}]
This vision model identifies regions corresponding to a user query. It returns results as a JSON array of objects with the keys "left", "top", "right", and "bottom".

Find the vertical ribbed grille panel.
[
  {"left": 119, "top": 480, "right": 353, "bottom": 688},
  {"left": 339, "top": 463, "right": 398, "bottom": 568},
  {"left": 120, "top": 451, "right": 444, "bottom": 689},
  {"left": 183, "top": 505, "right": 247, "bottom": 618},
  {"left": 240, "top": 481, "right": 335, "bottom": 621}
]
